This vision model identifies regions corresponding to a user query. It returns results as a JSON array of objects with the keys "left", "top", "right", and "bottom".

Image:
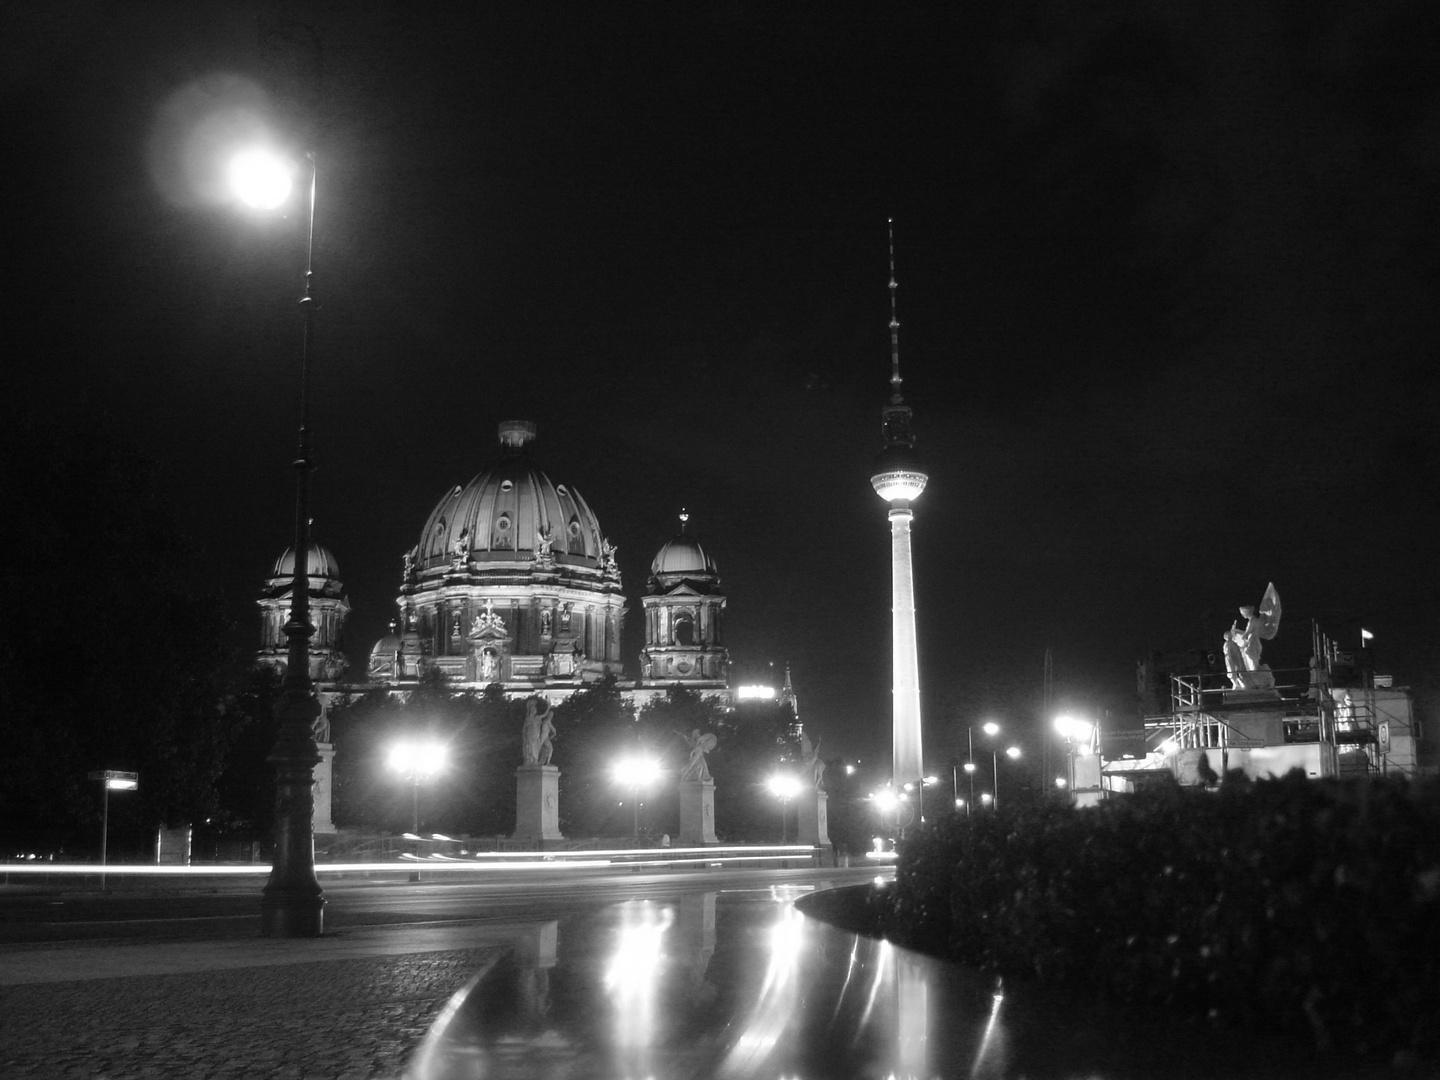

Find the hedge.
[{"left": 883, "top": 772, "right": 1440, "bottom": 1063}]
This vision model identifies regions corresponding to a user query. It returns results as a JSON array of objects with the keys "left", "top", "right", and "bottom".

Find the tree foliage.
[{"left": 0, "top": 415, "right": 244, "bottom": 856}]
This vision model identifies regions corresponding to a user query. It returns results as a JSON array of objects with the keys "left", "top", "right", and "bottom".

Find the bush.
[{"left": 884, "top": 773, "right": 1440, "bottom": 1062}]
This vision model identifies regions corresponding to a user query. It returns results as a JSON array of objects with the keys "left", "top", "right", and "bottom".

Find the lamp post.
[
  {"left": 962, "top": 761, "right": 976, "bottom": 815},
  {"left": 996, "top": 745, "right": 1021, "bottom": 810},
  {"left": 971, "top": 721, "right": 1001, "bottom": 810},
  {"left": 767, "top": 773, "right": 803, "bottom": 843},
  {"left": 88, "top": 770, "right": 138, "bottom": 891},
  {"left": 612, "top": 755, "right": 661, "bottom": 842},
  {"left": 231, "top": 147, "right": 325, "bottom": 937}
]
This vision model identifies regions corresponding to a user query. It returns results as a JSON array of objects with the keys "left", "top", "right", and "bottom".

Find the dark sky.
[{"left": 6, "top": 1, "right": 1438, "bottom": 771}]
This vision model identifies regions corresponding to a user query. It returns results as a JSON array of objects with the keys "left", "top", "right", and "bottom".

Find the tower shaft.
[{"left": 889, "top": 506, "right": 924, "bottom": 787}]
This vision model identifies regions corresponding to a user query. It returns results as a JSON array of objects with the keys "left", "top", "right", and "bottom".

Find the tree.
[
  {"left": 0, "top": 414, "right": 244, "bottom": 856},
  {"left": 329, "top": 673, "right": 524, "bottom": 837},
  {"left": 551, "top": 677, "right": 636, "bottom": 837}
]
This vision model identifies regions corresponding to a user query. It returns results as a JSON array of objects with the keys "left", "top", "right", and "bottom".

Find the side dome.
[
  {"left": 272, "top": 540, "right": 341, "bottom": 580},
  {"left": 652, "top": 536, "right": 715, "bottom": 577}
]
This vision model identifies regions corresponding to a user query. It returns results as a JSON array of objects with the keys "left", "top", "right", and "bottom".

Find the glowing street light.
[
  {"left": 767, "top": 773, "right": 804, "bottom": 842},
  {"left": 612, "top": 755, "right": 663, "bottom": 842},
  {"left": 388, "top": 740, "right": 447, "bottom": 833},
  {"left": 227, "top": 148, "right": 295, "bottom": 209},
  {"left": 389, "top": 740, "right": 446, "bottom": 882},
  {"left": 1054, "top": 714, "right": 1097, "bottom": 796}
]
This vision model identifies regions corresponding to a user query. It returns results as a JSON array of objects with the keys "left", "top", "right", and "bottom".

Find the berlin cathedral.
[{"left": 256, "top": 420, "right": 733, "bottom": 710}]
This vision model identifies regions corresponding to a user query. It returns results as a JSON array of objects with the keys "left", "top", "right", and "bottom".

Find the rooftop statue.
[
  {"left": 678, "top": 729, "right": 717, "bottom": 782},
  {"left": 521, "top": 697, "right": 556, "bottom": 766},
  {"left": 1223, "top": 582, "right": 1282, "bottom": 691}
]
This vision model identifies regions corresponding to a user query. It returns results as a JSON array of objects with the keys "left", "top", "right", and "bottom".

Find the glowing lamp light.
[
  {"left": 871, "top": 470, "right": 928, "bottom": 503},
  {"left": 767, "top": 774, "right": 803, "bottom": 800},
  {"left": 980, "top": 792, "right": 994, "bottom": 806},
  {"left": 1055, "top": 777, "right": 1069, "bottom": 789},
  {"left": 870, "top": 789, "right": 900, "bottom": 812},
  {"left": 227, "top": 148, "right": 294, "bottom": 209},
  {"left": 963, "top": 762, "right": 977, "bottom": 774},
  {"left": 1159, "top": 739, "right": 1179, "bottom": 755},
  {"left": 982, "top": 722, "right": 1000, "bottom": 737},
  {"left": 844, "top": 763, "right": 856, "bottom": 776},
  {"left": 736, "top": 685, "right": 777, "bottom": 700},
  {"left": 1006, "top": 746, "right": 1022, "bottom": 761},
  {"left": 388, "top": 740, "right": 447, "bottom": 778},
  {"left": 1054, "top": 715, "right": 1096, "bottom": 742},
  {"left": 612, "top": 755, "right": 663, "bottom": 789}
]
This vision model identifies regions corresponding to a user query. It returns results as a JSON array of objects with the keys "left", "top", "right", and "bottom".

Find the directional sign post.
[{"left": 88, "top": 770, "right": 138, "bottom": 890}]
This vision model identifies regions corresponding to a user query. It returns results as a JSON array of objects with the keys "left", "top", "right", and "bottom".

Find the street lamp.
[
  {"left": 88, "top": 770, "right": 138, "bottom": 891},
  {"left": 995, "top": 745, "right": 1022, "bottom": 810},
  {"left": 1054, "top": 714, "right": 1097, "bottom": 797},
  {"left": 388, "top": 740, "right": 447, "bottom": 882},
  {"left": 612, "top": 755, "right": 662, "bottom": 842},
  {"left": 962, "top": 761, "right": 977, "bottom": 816},
  {"left": 229, "top": 145, "right": 326, "bottom": 938},
  {"left": 767, "top": 774, "right": 803, "bottom": 842},
  {"left": 388, "top": 740, "right": 447, "bottom": 833}
]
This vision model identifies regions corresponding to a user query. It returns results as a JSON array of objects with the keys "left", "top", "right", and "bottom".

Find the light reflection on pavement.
[{"left": 405, "top": 881, "right": 1008, "bottom": 1080}]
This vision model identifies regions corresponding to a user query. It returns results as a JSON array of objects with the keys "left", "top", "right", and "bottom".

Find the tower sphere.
[{"left": 871, "top": 443, "right": 928, "bottom": 504}]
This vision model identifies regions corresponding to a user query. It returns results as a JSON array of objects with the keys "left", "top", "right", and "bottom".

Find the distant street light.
[
  {"left": 227, "top": 143, "right": 327, "bottom": 938},
  {"left": 88, "top": 770, "right": 138, "bottom": 891},
  {"left": 995, "top": 745, "right": 1021, "bottom": 810},
  {"left": 388, "top": 740, "right": 447, "bottom": 881},
  {"left": 1054, "top": 714, "right": 1098, "bottom": 796},
  {"left": 767, "top": 774, "right": 803, "bottom": 842},
  {"left": 612, "top": 755, "right": 662, "bottom": 842}
]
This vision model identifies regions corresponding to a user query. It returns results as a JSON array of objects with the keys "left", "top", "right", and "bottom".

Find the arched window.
[{"left": 674, "top": 616, "right": 694, "bottom": 647}]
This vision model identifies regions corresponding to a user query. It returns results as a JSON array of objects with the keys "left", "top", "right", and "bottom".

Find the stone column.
[
  {"left": 797, "top": 788, "right": 830, "bottom": 846},
  {"left": 678, "top": 778, "right": 717, "bottom": 845},
  {"left": 313, "top": 743, "right": 337, "bottom": 835},
  {"left": 514, "top": 764, "right": 563, "bottom": 844}
]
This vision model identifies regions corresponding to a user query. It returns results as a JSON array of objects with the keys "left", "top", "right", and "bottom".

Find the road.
[{"left": 0, "top": 865, "right": 884, "bottom": 945}]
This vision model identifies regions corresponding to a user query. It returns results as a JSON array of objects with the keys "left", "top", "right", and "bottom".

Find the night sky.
[{"left": 7, "top": 2, "right": 1438, "bottom": 772}]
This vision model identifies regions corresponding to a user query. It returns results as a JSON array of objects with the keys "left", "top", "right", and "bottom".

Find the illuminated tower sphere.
[{"left": 870, "top": 223, "right": 928, "bottom": 791}]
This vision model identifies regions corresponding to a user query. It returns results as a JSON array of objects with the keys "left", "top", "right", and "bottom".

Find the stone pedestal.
[
  {"left": 514, "top": 764, "right": 563, "bottom": 843},
  {"left": 679, "top": 778, "right": 717, "bottom": 845},
  {"left": 313, "top": 743, "right": 337, "bottom": 835},
  {"left": 797, "top": 788, "right": 830, "bottom": 846}
]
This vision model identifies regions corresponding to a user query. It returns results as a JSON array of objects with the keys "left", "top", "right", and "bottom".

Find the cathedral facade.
[{"left": 259, "top": 420, "right": 731, "bottom": 704}]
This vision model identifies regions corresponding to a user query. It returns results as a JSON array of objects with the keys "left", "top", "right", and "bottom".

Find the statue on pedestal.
[
  {"left": 1223, "top": 582, "right": 1282, "bottom": 691},
  {"left": 678, "top": 729, "right": 717, "bottom": 781},
  {"left": 522, "top": 697, "right": 556, "bottom": 766}
]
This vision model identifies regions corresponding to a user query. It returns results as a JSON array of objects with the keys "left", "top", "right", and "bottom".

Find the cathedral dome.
[
  {"left": 652, "top": 536, "right": 715, "bottom": 577},
  {"left": 410, "top": 421, "right": 610, "bottom": 581},
  {"left": 648, "top": 514, "right": 720, "bottom": 595},
  {"left": 272, "top": 540, "right": 341, "bottom": 580}
]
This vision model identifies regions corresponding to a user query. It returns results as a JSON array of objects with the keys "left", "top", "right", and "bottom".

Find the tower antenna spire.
[{"left": 888, "top": 218, "right": 903, "bottom": 404}]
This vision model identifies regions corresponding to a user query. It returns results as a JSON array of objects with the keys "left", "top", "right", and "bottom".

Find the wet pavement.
[{"left": 0, "top": 872, "right": 1411, "bottom": 1079}]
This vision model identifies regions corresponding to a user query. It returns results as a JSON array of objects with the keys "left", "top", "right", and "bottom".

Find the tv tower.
[{"left": 870, "top": 220, "right": 928, "bottom": 793}]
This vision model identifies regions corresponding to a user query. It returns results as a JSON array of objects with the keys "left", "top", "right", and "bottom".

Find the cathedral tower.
[{"left": 640, "top": 511, "right": 728, "bottom": 688}]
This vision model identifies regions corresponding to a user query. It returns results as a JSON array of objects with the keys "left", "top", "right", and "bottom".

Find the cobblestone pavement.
[{"left": 0, "top": 926, "right": 518, "bottom": 1080}]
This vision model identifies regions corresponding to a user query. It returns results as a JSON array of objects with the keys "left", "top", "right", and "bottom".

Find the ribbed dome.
[
  {"left": 413, "top": 422, "right": 608, "bottom": 576},
  {"left": 651, "top": 536, "right": 715, "bottom": 577},
  {"left": 272, "top": 541, "right": 341, "bottom": 580}
]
